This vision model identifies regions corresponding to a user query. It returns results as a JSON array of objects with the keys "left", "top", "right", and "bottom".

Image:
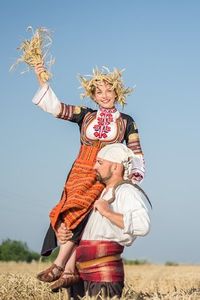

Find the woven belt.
[{"left": 76, "top": 254, "right": 121, "bottom": 270}]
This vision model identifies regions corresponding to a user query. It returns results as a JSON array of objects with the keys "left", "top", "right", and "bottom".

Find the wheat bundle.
[{"left": 11, "top": 26, "right": 54, "bottom": 83}]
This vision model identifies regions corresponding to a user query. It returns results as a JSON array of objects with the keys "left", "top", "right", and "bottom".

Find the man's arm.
[
  {"left": 93, "top": 199, "right": 124, "bottom": 229},
  {"left": 95, "top": 186, "right": 150, "bottom": 236},
  {"left": 117, "top": 186, "right": 150, "bottom": 236}
]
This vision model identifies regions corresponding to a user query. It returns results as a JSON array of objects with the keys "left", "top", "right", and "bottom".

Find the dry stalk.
[{"left": 10, "top": 26, "right": 54, "bottom": 83}]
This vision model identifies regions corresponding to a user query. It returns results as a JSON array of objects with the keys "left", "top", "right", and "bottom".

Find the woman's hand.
[
  {"left": 34, "top": 63, "right": 46, "bottom": 86},
  {"left": 129, "top": 172, "right": 143, "bottom": 183}
]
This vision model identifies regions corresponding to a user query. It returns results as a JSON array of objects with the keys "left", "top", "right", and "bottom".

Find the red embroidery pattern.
[{"left": 93, "top": 108, "right": 116, "bottom": 139}]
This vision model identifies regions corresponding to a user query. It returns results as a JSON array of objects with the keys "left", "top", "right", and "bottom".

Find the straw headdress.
[{"left": 79, "top": 66, "right": 133, "bottom": 106}]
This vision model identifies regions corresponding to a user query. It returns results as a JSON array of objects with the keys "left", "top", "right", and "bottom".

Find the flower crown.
[{"left": 79, "top": 66, "right": 133, "bottom": 106}]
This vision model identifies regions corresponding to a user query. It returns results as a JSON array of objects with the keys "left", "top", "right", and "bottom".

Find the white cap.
[{"left": 97, "top": 143, "right": 134, "bottom": 179}]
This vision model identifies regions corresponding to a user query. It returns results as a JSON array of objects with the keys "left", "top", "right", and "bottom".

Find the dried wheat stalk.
[{"left": 10, "top": 26, "right": 54, "bottom": 83}]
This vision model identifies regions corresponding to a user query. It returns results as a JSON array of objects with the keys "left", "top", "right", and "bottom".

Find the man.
[{"left": 58, "top": 143, "right": 150, "bottom": 299}]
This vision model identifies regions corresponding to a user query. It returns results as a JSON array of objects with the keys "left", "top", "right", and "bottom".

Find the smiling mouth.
[{"left": 101, "top": 99, "right": 110, "bottom": 103}]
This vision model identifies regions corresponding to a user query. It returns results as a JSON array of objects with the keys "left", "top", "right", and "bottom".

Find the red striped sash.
[{"left": 76, "top": 240, "right": 124, "bottom": 282}]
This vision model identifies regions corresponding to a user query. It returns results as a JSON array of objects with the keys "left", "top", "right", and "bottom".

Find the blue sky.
[{"left": 0, "top": 0, "right": 200, "bottom": 263}]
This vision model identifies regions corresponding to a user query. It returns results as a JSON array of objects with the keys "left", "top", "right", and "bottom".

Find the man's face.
[{"left": 93, "top": 158, "right": 113, "bottom": 184}]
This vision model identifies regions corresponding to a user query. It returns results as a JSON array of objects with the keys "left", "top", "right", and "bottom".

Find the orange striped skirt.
[{"left": 49, "top": 144, "right": 104, "bottom": 230}]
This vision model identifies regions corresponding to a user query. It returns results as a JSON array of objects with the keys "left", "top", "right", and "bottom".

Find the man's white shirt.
[{"left": 81, "top": 183, "right": 150, "bottom": 246}]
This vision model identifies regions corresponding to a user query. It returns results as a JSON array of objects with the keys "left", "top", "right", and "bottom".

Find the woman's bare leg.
[
  {"left": 37, "top": 241, "right": 76, "bottom": 282},
  {"left": 54, "top": 240, "right": 76, "bottom": 268},
  {"left": 63, "top": 247, "right": 77, "bottom": 274},
  {"left": 50, "top": 248, "right": 80, "bottom": 292}
]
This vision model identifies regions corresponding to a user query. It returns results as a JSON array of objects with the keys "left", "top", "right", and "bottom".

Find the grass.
[{"left": 0, "top": 262, "right": 200, "bottom": 299}]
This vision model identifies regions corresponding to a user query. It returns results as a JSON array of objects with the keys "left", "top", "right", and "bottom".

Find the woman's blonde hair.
[{"left": 79, "top": 66, "right": 133, "bottom": 106}]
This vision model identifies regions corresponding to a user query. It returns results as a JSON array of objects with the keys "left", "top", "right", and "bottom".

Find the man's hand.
[
  {"left": 55, "top": 222, "right": 73, "bottom": 245},
  {"left": 93, "top": 199, "right": 111, "bottom": 217},
  {"left": 94, "top": 199, "right": 124, "bottom": 229}
]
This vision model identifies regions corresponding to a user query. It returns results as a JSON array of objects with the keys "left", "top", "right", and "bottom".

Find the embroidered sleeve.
[
  {"left": 126, "top": 118, "right": 143, "bottom": 155},
  {"left": 32, "top": 84, "right": 93, "bottom": 125},
  {"left": 32, "top": 84, "right": 61, "bottom": 116},
  {"left": 125, "top": 116, "right": 145, "bottom": 182},
  {"left": 57, "top": 103, "right": 93, "bottom": 125}
]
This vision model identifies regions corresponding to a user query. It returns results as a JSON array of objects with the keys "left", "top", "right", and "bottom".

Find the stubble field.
[{"left": 0, "top": 261, "right": 200, "bottom": 299}]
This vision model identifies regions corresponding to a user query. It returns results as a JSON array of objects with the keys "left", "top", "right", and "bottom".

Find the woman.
[{"left": 33, "top": 65, "right": 145, "bottom": 291}]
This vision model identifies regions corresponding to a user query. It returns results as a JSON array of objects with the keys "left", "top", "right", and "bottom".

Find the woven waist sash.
[
  {"left": 76, "top": 240, "right": 124, "bottom": 282},
  {"left": 76, "top": 254, "right": 121, "bottom": 270}
]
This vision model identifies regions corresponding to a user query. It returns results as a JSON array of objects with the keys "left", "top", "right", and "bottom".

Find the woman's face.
[{"left": 93, "top": 81, "right": 117, "bottom": 109}]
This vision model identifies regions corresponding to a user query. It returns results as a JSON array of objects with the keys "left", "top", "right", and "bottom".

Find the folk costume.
[
  {"left": 32, "top": 68, "right": 145, "bottom": 255},
  {"left": 74, "top": 144, "right": 150, "bottom": 298}
]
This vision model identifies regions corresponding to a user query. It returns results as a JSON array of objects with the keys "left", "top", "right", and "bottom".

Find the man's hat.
[{"left": 97, "top": 143, "right": 135, "bottom": 179}]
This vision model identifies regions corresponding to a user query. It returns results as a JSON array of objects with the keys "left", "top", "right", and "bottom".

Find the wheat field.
[{"left": 0, "top": 262, "right": 200, "bottom": 299}]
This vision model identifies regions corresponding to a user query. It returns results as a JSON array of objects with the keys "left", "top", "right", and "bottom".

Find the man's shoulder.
[
  {"left": 115, "top": 183, "right": 151, "bottom": 209},
  {"left": 116, "top": 182, "right": 139, "bottom": 194}
]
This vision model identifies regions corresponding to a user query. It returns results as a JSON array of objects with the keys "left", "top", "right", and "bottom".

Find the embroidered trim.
[
  {"left": 99, "top": 107, "right": 117, "bottom": 113},
  {"left": 127, "top": 140, "right": 143, "bottom": 155},
  {"left": 80, "top": 111, "right": 126, "bottom": 146},
  {"left": 57, "top": 103, "right": 73, "bottom": 120},
  {"left": 93, "top": 110, "right": 114, "bottom": 139},
  {"left": 37, "top": 85, "right": 50, "bottom": 105}
]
